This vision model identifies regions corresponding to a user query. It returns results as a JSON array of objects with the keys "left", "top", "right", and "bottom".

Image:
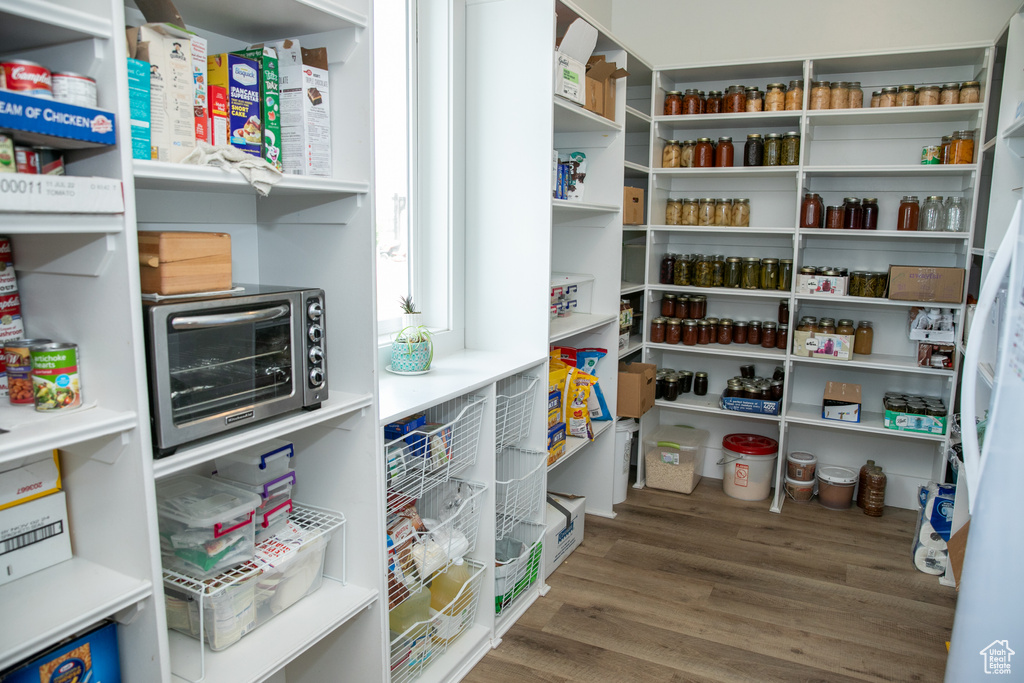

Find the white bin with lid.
[
  {"left": 214, "top": 439, "right": 294, "bottom": 486},
  {"left": 214, "top": 470, "right": 296, "bottom": 542},
  {"left": 817, "top": 466, "right": 857, "bottom": 510},
  {"left": 643, "top": 425, "right": 710, "bottom": 494},
  {"left": 157, "top": 474, "right": 262, "bottom": 578}
]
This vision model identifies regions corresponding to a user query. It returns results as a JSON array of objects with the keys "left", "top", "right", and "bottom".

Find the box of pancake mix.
[
  {"left": 207, "top": 53, "right": 261, "bottom": 158},
  {"left": 233, "top": 46, "right": 282, "bottom": 171}
]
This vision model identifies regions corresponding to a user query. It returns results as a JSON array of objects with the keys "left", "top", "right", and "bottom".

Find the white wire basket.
[
  {"left": 388, "top": 479, "right": 486, "bottom": 611},
  {"left": 494, "top": 520, "right": 545, "bottom": 616},
  {"left": 163, "top": 504, "right": 345, "bottom": 683},
  {"left": 388, "top": 558, "right": 485, "bottom": 683},
  {"left": 386, "top": 395, "right": 487, "bottom": 508},
  {"left": 495, "top": 374, "right": 539, "bottom": 449},
  {"left": 494, "top": 448, "right": 546, "bottom": 539}
]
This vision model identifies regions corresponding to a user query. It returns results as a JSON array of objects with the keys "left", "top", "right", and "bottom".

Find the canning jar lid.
[
  {"left": 666, "top": 139, "right": 680, "bottom": 145},
  {"left": 961, "top": 80, "right": 980, "bottom": 87},
  {"left": 787, "top": 451, "right": 817, "bottom": 464},
  {"left": 697, "top": 137, "right": 713, "bottom": 143},
  {"left": 942, "top": 82, "right": 961, "bottom": 89},
  {"left": 682, "top": 139, "right": 697, "bottom": 145},
  {"left": 747, "top": 133, "right": 763, "bottom": 140},
  {"left": 697, "top": 320, "right": 712, "bottom": 327},
  {"left": 784, "top": 131, "right": 800, "bottom": 137},
  {"left": 837, "top": 318, "right": 855, "bottom": 326},
  {"left": 742, "top": 256, "right": 760, "bottom": 262},
  {"left": 735, "top": 198, "right": 750, "bottom": 203},
  {"left": 766, "top": 82, "right": 786, "bottom": 89},
  {"left": 927, "top": 195, "right": 943, "bottom": 201},
  {"left": 719, "top": 318, "right": 734, "bottom": 325},
  {"left": 843, "top": 196, "right": 860, "bottom": 203},
  {"left": 919, "top": 84, "right": 940, "bottom": 91},
  {"left": 652, "top": 316, "right": 668, "bottom": 324},
  {"left": 708, "top": 90, "right": 723, "bottom": 96},
  {"left": 682, "top": 319, "right": 698, "bottom": 327},
  {"left": 695, "top": 371, "right": 708, "bottom": 378},
  {"left": 744, "top": 86, "right": 760, "bottom": 92},
  {"left": 734, "top": 320, "right": 749, "bottom": 327},
  {"left": 833, "top": 81, "right": 849, "bottom": 88},
  {"left": 862, "top": 197, "right": 878, "bottom": 203},
  {"left": 723, "top": 433, "right": 779, "bottom": 456},
  {"left": 666, "top": 90, "right": 682, "bottom": 95},
  {"left": 691, "top": 295, "right": 707, "bottom": 301},
  {"left": 848, "top": 81, "right": 861, "bottom": 88},
  {"left": 811, "top": 80, "right": 829, "bottom": 87},
  {"left": 718, "top": 136, "right": 733, "bottom": 142},
  {"left": 683, "top": 88, "right": 700, "bottom": 95},
  {"left": 726, "top": 256, "right": 742, "bottom": 262},
  {"left": 761, "top": 257, "right": 780, "bottom": 264},
  {"left": 780, "top": 258, "right": 793, "bottom": 264},
  {"left": 817, "top": 465, "right": 857, "bottom": 485},
  {"left": 882, "top": 86, "right": 899, "bottom": 93},
  {"left": 667, "top": 317, "right": 682, "bottom": 324},
  {"left": 678, "top": 370, "right": 694, "bottom": 377},
  {"left": 898, "top": 84, "right": 916, "bottom": 92},
  {"left": 663, "top": 293, "right": 677, "bottom": 299}
]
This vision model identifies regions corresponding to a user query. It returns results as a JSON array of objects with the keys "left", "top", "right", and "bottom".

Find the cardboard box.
[
  {"left": 793, "top": 330, "right": 854, "bottom": 360},
  {"left": 584, "top": 55, "right": 628, "bottom": 120},
  {"left": 190, "top": 35, "right": 208, "bottom": 144},
  {"left": 623, "top": 186, "right": 644, "bottom": 225},
  {"left": 543, "top": 493, "right": 585, "bottom": 579},
  {"left": 795, "top": 273, "right": 847, "bottom": 296},
  {"left": 208, "top": 84, "right": 229, "bottom": 146},
  {"left": 234, "top": 46, "right": 283, "bottom": 171},
  {"left": 268, "top": 39, "right": 331, "bottom": 177},
  {"left": 888, "top": 265, "right": 965, "bottom": 303},
  {"left": 0, "top": 451, "right": 60, "bottom": 511},
  {"left": 0, "top": 491, "right": 72, "bottom": 586},
  {"left": 136, "top": 24, "right": 196, "bottom": 162},
  {"left": 884, "top": 407, "right": 947, "bottom": 435},
  {"left": 721, "top": 396, "right": 781, "bottom": 416},
  {"left": 554, "top": 18, "right": 596, "bottom": 105},
  {"left": 138, "top": 231, "right": 232, "bottom": 295},
  {"left": 207, "top": 53, "right": 261, "bottom": 158},
  {"left": 822, "top": 381, "right": 861, "bottom": 422},
  {"left": 617, "top": 361, "right": 656, "bottom": 418},
  {"left": 908, "top": 306, "right": 956, "bottom": 342},
  {"left": 126, "top": 57, "right": 151, "bottom": 160},
  {"left": 384, "top": 413, "right": 427, "bottom": 440},
  {"left": 2, "top": 620, "right": 120, "bottom": 683}
]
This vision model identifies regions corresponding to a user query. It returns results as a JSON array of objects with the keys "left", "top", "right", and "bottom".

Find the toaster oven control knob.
[
  {"left": 309, "top": 367, "right": 325, "bottom": 387},
  {"left": 307, "top": 301, "right": 323, "bottom": 320},
  {"left": 308, "top": 346, "right": 324, "bottom": 364},
  {"left": 308, "top": 324, "right": 323, "bottom": 342}
]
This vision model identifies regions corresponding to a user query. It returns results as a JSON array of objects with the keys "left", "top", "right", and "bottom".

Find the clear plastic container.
[
  {"left": 157, "top": 474, "right": 262, "bottom": 578},
  {"left": 214, "top": 439, "right": 294, "bottom": 485},
  {"left": 643, "top": 426, "right": 710, "bottom": 494},
  {"left": 214, "top": 470, "right": 296, "bottom": 542}
]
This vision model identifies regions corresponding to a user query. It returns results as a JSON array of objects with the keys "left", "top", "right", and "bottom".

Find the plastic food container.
[
  {"left": 157, "top": 474, "right": 262, "bottom": 578},
  {"left": 719, "top": 434, "right": 779, "bottom": 501},
  {"left": 643, "top": 426, "right": 710, "bottom": 494},
  {"left": 785, "top": 476, "right": 815, "bottom": 503},
  {"left": 214, "top": 440, "right": 294, "bottom": 485},
  {"left": 214, "top": 470, "right": 296, "bottom": 542},
  {"left": 786, "top": 451, "right": 817, "bottom": 482},
  {"left": 817, "top": 466, "right": 857, "bottom": 509}
]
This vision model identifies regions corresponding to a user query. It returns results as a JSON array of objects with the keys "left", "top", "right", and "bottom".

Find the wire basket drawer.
[
  {"left": 495, "top": 374, "right": 538, "bottom": 449},
  {"left": 494, "top": 448, "right": 546, "bottom": 539},
  {"left": 494, "top": 520, "right": 545, "bottom": 615}
]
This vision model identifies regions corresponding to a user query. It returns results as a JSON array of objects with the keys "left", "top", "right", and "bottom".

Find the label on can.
[
  {"left": 35, "top": 149, "right": 64, "bottom": 175},
  {"left": 51, "top": 72, "right": 97, "bottom": 108},
  {"left": 0, "top": 293, "right": 25, "bottom": 343},
  {"left": 5, "top": 340, "right": 33, "bottom": 404},
  {"left": 0, "top": 236, "right": 12, "bottom": 265},
  {"left": 14, "top": 147, "right": 38, "bottom": 174},
  {"left": 0, "top": 262, "right": 17, "bottom": 294},
  {"left": 31, "top": 343, "right": 81, "bottom": 411},
  {"left": 0, "top": 135, "right": 13, "bottom": 174},
  {"left": 0, "top": 345, "right": 6, "bottom": 398},
  {"left": 921, "top": 146, "right": 941, "bottom": 164},
  {"left": 0, "top": 61, "right": 53, "bottom": 99}
]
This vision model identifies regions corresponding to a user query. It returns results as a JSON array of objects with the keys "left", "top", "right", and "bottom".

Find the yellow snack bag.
[
  {"left": 549, "top": 358, "right": 569, "bottom": 395},
  {"left": 563, "top": 367, "right": 596, "bottom": 440}
]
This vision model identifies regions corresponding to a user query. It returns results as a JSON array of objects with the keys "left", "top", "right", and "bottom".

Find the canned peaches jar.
[
  {"left": 31, "top": 343, "right": 81, "bottom": 411},
  {"left": 6, "top": 338, "right": 50, "bottom": 404},
  {"left": 0, "top": 60, "right": 52, "bottom": 98},
  {"left": 52, "top": 72, "right": 97, "bottom": 108}
]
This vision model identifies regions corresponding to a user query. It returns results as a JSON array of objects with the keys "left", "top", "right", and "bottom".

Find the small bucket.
[
  {"left": 784, "top": 476, "right": 815, "bottom": 503},
  {"left": 817, "top": 466, "right": 857, "bottom": 510},
  {"left": 786, "top": 451, "right": 817, "bottom": 482},
  {"left": 718, "top": 434, "right": 778, "bottom": 502}
]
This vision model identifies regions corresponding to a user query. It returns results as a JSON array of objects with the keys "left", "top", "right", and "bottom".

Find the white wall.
[
  {"left": 600, "top": 0, "right": 1020, "bottom": 67},
  {"left": 573, "top": 0, "right": 613, "bottom": 30}
]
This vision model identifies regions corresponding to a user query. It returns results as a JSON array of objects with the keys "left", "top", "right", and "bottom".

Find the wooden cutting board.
[{"left": 138, "top": 231, "right": 232, "bottom": 295}]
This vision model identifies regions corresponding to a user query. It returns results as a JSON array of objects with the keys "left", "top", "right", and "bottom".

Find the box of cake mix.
[
  {"left": 234, "top": 46, "right": 282, "bottom": 170},
  {"left": 267, "top": 39, "right": 331, "bottom": 176},
  {"left": 207, "top": 53, "right": 261, "bottom": 158}
]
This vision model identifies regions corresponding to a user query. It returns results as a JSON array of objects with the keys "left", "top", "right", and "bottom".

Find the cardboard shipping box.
[
  {"left": 543, "top": 493, "right": 585, "bottom": 579},
  {"left": 617, "top": 361, "right": 656, "bottom": 418},
  {"left": 623, "top": 186, "right": 644, "bottom": 225},
  {"left": 795, "top": 273, "right": 848, "bottom": 296},
  {"left": 268, "top": 39, "right": 331, "bottom": 177},
  {"left": 136, "top": 23, "right": 196, "bottom": 162},
  {"left": 0, "top": 451, "right": 61, "bottom": 511},
  {"left": 793, "top": 329, "right": 854, "bottom": 361},
  {"left": 139, "top": 231, "right": 232, "bottom": 295},
  {"left": 0, "top": 491, "right": 72, "bottom": 587},
  {"left": 888, "top": 265, "right": 965, "bottom": 303},
  {"left": 822, "top": 381, "right": 861, "bottom": 423},
  {"left": 584, "top": 55, "right": 628, "bottom": 120},
  {"left": 554, "top": 19, "right": 597, "bottom": 105}
]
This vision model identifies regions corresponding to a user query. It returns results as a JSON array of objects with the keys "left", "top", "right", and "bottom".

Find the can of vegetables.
[
  {"left": 6, "top": 339, "right": 51, "bottom": 404},
  {"left": 30, "top": 342, "right": 81, "bottom": 411}
]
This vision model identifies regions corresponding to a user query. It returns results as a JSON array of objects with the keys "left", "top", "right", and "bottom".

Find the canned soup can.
[
  {"left": 6, "top": 338, "right": 51, "bottom": 404},
  {"left": 52, "top": 72, "right": 97, "bottom": 108},
  {"left": 31, "top": 343, "right": 81, "bottom": 411},
  {"left": 0, "top": 60, "right": 52, "bottom": 98}
]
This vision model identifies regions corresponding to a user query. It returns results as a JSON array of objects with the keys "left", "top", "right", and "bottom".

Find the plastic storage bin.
[
  {"left": 719, "top": 434, "right": 779, "bottom": 502},
  {"left": 214, "top": 470, "right": 296, "bottom": 542},
  {"left": 643, "top": 426, "right": 710, "bottom": 494},
  {"left": 817, "top": 466, "right": 857, "bottom": 509},
  {"left": 214, "top": 440, "right": 294, "bottom": 485},
  {"left": 156, "top": 474, "right": 262, "bottom": 578},
  {"left": 494, "top": 520, "right": 545, "bottom": 614}
]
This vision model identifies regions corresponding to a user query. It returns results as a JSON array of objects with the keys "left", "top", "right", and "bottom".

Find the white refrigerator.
[{"left": 947, "top": 200, "right": 1024, "bottom": 679}]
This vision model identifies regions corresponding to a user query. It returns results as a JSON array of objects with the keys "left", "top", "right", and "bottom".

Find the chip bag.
[
  {"left": 576, "top": 348, "right": 611, "bottom": 421},
  {"left": 562, "top": 366, "right": 596, "bottom": 440}
]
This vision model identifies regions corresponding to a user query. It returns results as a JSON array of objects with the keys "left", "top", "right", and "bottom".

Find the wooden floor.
[{"left": 465, "top": 479, "right": 957, "bottom": 683}]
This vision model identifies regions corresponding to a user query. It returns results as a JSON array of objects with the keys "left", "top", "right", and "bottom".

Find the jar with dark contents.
[
  {"left": 711, "top": 254, "right": 726, "bottom": 287},
  {"left": 725, "top": 257, "right": 742, "bottom": 288},
  {"left": 776, "top": 324, "right": 789, "bottom": 350},
  {"left": 843, "top": 197, "right": 863, "bottom": 229},
  {"left": 800, "top": 193, "right": 824, "bottom": 228},
  {"left": 748, "top": 321, "right": 762, "bottom": 345},
  {"left": 705, "top": 318, "right": 720, "bottom": 340},
  {"left": 717, "top": 319, "right": 734, "bottom": 345},
  {"left": 741, "top": 257, "right": 760, "bottom": 289},
  {"left": 761, "top": 321, "right": 778, "bottom": 348},
  {"left": 693, "top": 372, "right": 709, "bottom": 396},
  {"left": 779, "top": 259, "right": 793, "bottom": 291},
  {"left": 660, "top": 253, "right": 676, "bottom": 283},
  {"left": 769, "top": 379, "right": 784, "bottom": 401},
  {"left": 697, "top": 320, "right": 713, "bottom": 345},
  {"left": 655, "top": 369, "right": 668, "bottom": 399},
  {"left": 664, "top": 91, "right": 683, "bottom": 115},
  {"left": 673, "top": 257, "right": 691, "bottom": 286},
  {"left": 898, "top": 196, "right": 920, "bottom": 231},
  {"left": 733, "top": 320, "right": 749, "bottom": 344},
  {"left": 715, "top": 137, "right": 734, "bottom": 167},
  {"left": 724, "top": 379, "right": 744, "bottom": 398},
  {"left": 825, "top": 205, "right": 844, "bottom": 229},
  {"left": 760, "top": 258, "right": 779, "bottom": 290},
  {"left": 650, "top": 317, "right": 667, "bottom": 344},
  {"left": 725, "top": 84, "right": 746, "bottom": 113},
  {"left": 682, "top": 89, "right": 701, "bottom": 115},
  {"left": 862, "top": 198, "right": 879, "bottom": 229},
  {"left": 698, "top": 91, "right": 707, "bottom": 113},
  {"left": 781, "top": 132, "right": 800, "bottom": 165},
  {"left": 664, "top": 376, "right": 679, "bottom": 401},
  {"left": 742, "top": 383, "right": 760, "bottom": 399},
  {"left": 778, "top": 299, "right": 789, "bottom": 325},
  {"left": 690, "top": 295, "right": 707, "bottom": 319},
  {"left": 682, "top": 319, "right": 698, "bottom": 346},
  {"left": 694, "top": 255, "right": 714, "bottom": 287},
  {"left": 678, "top": 370, "right": 694, "bottom": 393},
  {"left": 765, "top": 83, "right": 786, "bottom": 111},
  {"left": 745, "top": 87, "right": 763, "bottom": 112},
  {"left": 744, "top": 134, "right": 764, "bottom": 166},
  {"left": 666, "top": 317, "right": 682, "bottom": 345},
  {"left": 675, "top": 295, "right": 690, "bottom": 320},
  {"left": 849, "top": 271, "right": 868, "bottom": 297},
  {"left": 706, "top": 90, "right": 723, "bottom": 113},
  {"left": 786, "top": 79, "right": 804, "bottom": 110},
  {"left": 694, "top": 138, "right": 714, "bottom": 168},
  {"left": 661, "top": 294, "right": 677, "bottom": 317},
  {"left": 764, "top": 133, "right": 783, "bottom": 166}
]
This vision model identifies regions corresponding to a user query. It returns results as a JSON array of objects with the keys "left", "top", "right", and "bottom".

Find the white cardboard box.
[
  {"left": 137, "top": 24, "right": 197, "bottom": 162},
  {"left": 268, "top": 39, "right": 331, "bottom": 177},
  {"left": 0, "top": 491, "right": 72, "bottom": 586},
  {"left": 0, "top": 451, "right": 60, "bottom": 511},
  {"left": 0, "top": 174, "right": 124, "bottom": 213},
  {"left": 543, "top": 493, "right": 584, "bottom": 579},
  {"left": 795, "top": 273, "right": 848, "bottom": 296},
  {"left": 554, "top": 19, "right": 597, "bottom": 105}
]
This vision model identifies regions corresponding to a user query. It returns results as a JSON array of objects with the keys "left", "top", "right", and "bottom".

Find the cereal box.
[
  {"left": 137, "top": 24, "right": 196, "bottom": 162},
  {"left": 207, "top": 53, "right": 261, "bottom": 158},
  {"left": 2, "top": 620, "right": 120, "bottom": 682},
  {"left": 191, "top": 35, "right": 208, "bottom": 144},
  {"left": 235, "top": 46, "right": 282, "bottom": 171},
  {"left": 268, "top": 39, "right": 331, "bottom": 177}
]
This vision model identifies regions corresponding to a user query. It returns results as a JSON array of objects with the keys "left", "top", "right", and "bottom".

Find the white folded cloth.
[{"left": 181, "top": 142, "right": 283, "bottom": 196}]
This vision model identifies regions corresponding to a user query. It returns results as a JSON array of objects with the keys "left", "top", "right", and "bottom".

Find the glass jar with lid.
[
  {"left": 797, "top": 316, "right": 816, "bottom": 332},
  {"left": 786, "top": 80, "right": 804, "bottom": 110},
  {"left": 830, "top": 81, "right": 850, "bottom": 109},
  {"left": 698, "top": 91, "right": 707, "bottom": 113},
  {"left": 663, "top": 376, "right": 680, "bottom": 401},
  {"left": 673, "top": 257, "right": 692, "bottom": 286},
  {"left": 760, "top": 258, "right": 780, "bottom": 290},
  {"left": 724, "top": 379, "right": 744, "bottom": 398},
  {"left": 778, "top": 299, "right": 790, "bottom": 325},
  {"left": 715, "top": 137, "right": 734, "bottom": 168},
  {"left": 665, "top": 199, "right": 683, "bottom": 225},
  {"left": 725, "top": 84, "right": 746, "bottom": 113},
  {"left": 666, "top": 318, "right": 682, "bottom": 345},
  {"left": 854, "top": 321, "right": 873, "bottom": 355},
  {"left": 940, "top": 135, "right": 952, "bottom": 164},
  {"left": 664, "top": 91, "right": 683, "bottom": 115},
  {"left": 694, "top": 138, "right": 714, "bottom": 168},
  {"left": 693, "top": 372, "right": 709, "bottom": 397},
  {"left": 761, "top": 322, "right": 778, "bottom": 348},
  {"left": 951, "top": 130, "right": 975, "bottom": 164},
  {"left": 706, "top": 90, "right": 723, "bottom": 113},
  {"left": 919, "top": 195, "right": 945, "bottom": 231},
  {"left": 837, "top": 319, "right": 856, "bottom": 336},
  {"left": 661, "top": 293, "right": 677, "bottom": 317},
  {"left": 682, "top": 89, "right": 701, "bottom": 115},
  {"left": 694, "top": 255, "right": 714, "bottom": 288},
  {"left": 779, "top": 259, "right": 793, "bottom": 291},
  {"left": 825, "top": 205, "right": 843, "bottom": 229},
  {"left": 917, "top": 85, "right": 940, "bottom": 106},
  {"left": 680, "top": 140, "right": 696, "bottom": 168},
  {"left": 765, "top": 83, "right": 786, "bottom": 111},
  {"left": 848, "top": 81, "right": 864, "bottom": 108},
  {"left": 896, "top": 84, "right": 917, "bottom": 106},
  {"left": 748, "top": 321, "right": 762, "bottom": 345},
  {"left": 741, "top": 257, "right": 761, "bottom": 289},
  {"left": 650, "top": 317, "right": 667, "bottom": 344},
  {"left": 898, "top": 196, "right": 920, "bottom": 231},
  {"left": 959, "top": 81, "right": 981, "bottom": 103},
  {"left": 744, "top": 134, "right": 764, "bottom": 166},
  {"left": 940, "top": 83, "right": 960, "bottom": 105},
  {"left": 732, "top": 198, "right": 751, "bottom": 226},
  {"left": 781, "top": 132, "right": 800, "bottom": 165},
  {"left": 690, "top": 294, "right": 708, "bottom": 319},
  {"left": 732, "top": 320, "right": 749, "bottom": 343},
  {"left": 769, "top": 378, "right": 785, "bottom": 399},
  {"left": 698, "top": 198, "right": 716, "bottom": 226},
  {"left": 944, "top": 196, "right": 967, "bottom": 232},
  {"left": 659, "top": 253, "right": 676, "bottom": 283},
  {"left": 655, "top": 369, "right": 668, "bottom": 399},
  {"left": 745, "top": 87, "right": 763, "bottom": 112},
  {"left": 849, "top": 271, "right": 869, "bottom": 297},
  {"left": 714, "top": 199, "right": 731, "bottom": 227},
  {"left": 810, "top": 80, "right": 831, "bottom": 109},
  {"left": 678, "top": 370, "right": 694, "bottom": 393},
  {"left": 682, "top": 197, "right": 699, "bottom": 225},
  {"left": 697, "top": 320, "right": 713, "bottom": 345},
  {"left": 818, "top": 317, "right": 837, "bottom": 334},
  {"left": 724, "top": 257, "right": 742, "bottom": 288},
  {"left": 870, "top": 91, "right": 881, "bottom": 107},
  {"left": 711, "top": 254, "right": 726, "bottom": 287},
  {"left": 879, "top": 86, "right": 898, "bottom": 107},
  {"left": 675, "top": 295, "right": 690, "bottom": 319},
  {"left": 717, "top": 319, "right": 734, "bottom": 345},
  {"left": 868, "top": 272, "right": 888, "bottom": 298},
  {"left": 800, "top": 193, "right": 824, "bottom": 229},
  {"left": 662, "top": 139, "right": 681, "bottom": 168},
  {"left": 764, "top": 133, "right": 783, "bottom": 166},
  {"left": 704, "top": 317, "right": 719, "bottom": 337},
  {"left": 842, "top": 197, "right": 863, "bottom": 229},
  {"left": 681, "top": 319, "right": 698, "bottom": 346},
  {"left": 862, "top": 198, "right": 879, "bottom": 229}
]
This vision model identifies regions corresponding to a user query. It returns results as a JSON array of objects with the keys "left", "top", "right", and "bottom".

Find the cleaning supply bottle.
[{"left": 429, "top": 558, "right": 473, "bottom": 643}]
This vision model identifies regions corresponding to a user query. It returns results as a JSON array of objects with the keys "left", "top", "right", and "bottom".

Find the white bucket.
[
  {"left": 613, "top": 418, "right": 639, "bottom": 504},
  {"left": 718, "top": 434, "right": 779, "bottom": 501}
]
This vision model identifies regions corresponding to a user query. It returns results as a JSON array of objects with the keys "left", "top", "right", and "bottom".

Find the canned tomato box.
[
  {"left": 0, "top": 60, "right": 52, "bottom": 99},
  {"left": 0, "top": 293, "right": 26, "bottom": 343},
  {"left": 31, "top": 343, "right": 81, "bottom": 411},
  {"left": 6, "top": 338, "right": 50, "bottom": 405},
  {"left": 52, "top": 71, "right": 97, "bottom": 108}
]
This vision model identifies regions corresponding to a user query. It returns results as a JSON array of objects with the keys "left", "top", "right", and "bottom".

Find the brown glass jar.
[
  {"left": 697, "top": 320, "right": 713, "bottom": 345},
  {"left": 682, "top": 319, "right": 698, "bottom": 346},
  {"left": 675, "top": 295, "right": 690, "bottom": 320},
  {"left": 810, "top": 80, "right": 831, "bottom": 110},
  {"left": 705, "top": 317, "right": 720, "bottom": 339},
  {"left": 694, "top": 138, "right": 714, "bottom": 168},
  {"left": 661, "top": 294, "right": 677, "bottom": 317},
  {"left": 666, "top": 317, "right": 682, "bottom": 345},
  {"left": 765, "top": 83, "right": 786, "bottom": 112},
  {"left": 854, "top": 320, "right": 873, "bottom": 355},
  {"left": 800, "top": 193, "right": 824, "bottom": 229},
  {"left": 786, "top": 80, "right": 804, "bottom": 110},
  {"left": 825, "top": 205, "right": 844, "bottom": 229},
  {"left": 761, "top": 321, "right": 778, "bottom": 348},
  {"left": 776, "top": 324, "right": 789, "bottom": 350},
  {"left": 724, "top": 379, "right": 744, "bottom": 398},
  {"left": 659, "top": 253, "right": 676, "bottom": 284},
  {"left": 748, "top": 321, "right": 762, "bottom": 345},
  {"left": 837, "top": 319, "right": 855, "bottom": 336},
  {"left": 898, "top": 196, "right": 920, "bottom": 231},
  {"left": 896, "top": 84, "right": 916, "bottom": 107},
  {"left": 744, "top": 87, "right": 763, "bottom": 112},
  {"left": 733, "top": 320, "right": 749, "bottom": 344},
  {"left": 769, "top": 379, "right": 784, "bottom": 401},
  {"left": 725, "top": 84, "right": 746, "bottom": 113},
  {"left": 690, "top": 295, "right": 707, "bottom": 319},
  {"left": 778, "top": 299, "right": 790, "bottom": 325},
  {"left": 706, "top": 90, "right": 723, "bottom": 113},
  {"left": 663, "top": 376, "right": 679, "bottom": 401},
  {"left": 715, "top": 137, "right": 734, "bottom": 167},
  {"left": 664, "top": 91, "right": 683, "bottom": 115},
  {"left": 682, "top": 89, "right": 701, "bottom": 115},
  {"left": 678, "top": 370, "right": 694, "bottom": 393},
  {"left": 650, "top": 317, "right": 667, "bottom": 344},
  {"left": 862, "top": 198, "right": 879, "bottom": 229},
  {"left": 693, "top": 372, "right": 709, "bottom": 396},
  {"left": 843, "top": 197, "right": 863, "bottom": 229},
  {"left": 718, "top": 319, "right": 734, "bottom": 345}
]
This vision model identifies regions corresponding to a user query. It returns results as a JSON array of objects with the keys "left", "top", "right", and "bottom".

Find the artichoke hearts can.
[
  {"left": 6, "top": 338, "right": 50, "bottom": 404},
  {"left": 31, "top": 342, "right": 81, "bottom": 411}
]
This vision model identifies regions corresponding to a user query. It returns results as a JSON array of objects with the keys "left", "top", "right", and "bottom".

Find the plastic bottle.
[
  {"left": 862, "top": 466, "right": 887, "bottom": 517},
  {"left": 856, "top": 460, "right": 876, "bottom": 509},
  {"left": 429, "top": 558, "right": 474, "bottom": 643},
  {"left": 388, "top": 585, "right": 432, "bottom": 635}
]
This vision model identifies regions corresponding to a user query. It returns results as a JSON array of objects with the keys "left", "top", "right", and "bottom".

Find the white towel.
[{"left": 181, "top": 142, "right": 283, "bottom": 196}]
